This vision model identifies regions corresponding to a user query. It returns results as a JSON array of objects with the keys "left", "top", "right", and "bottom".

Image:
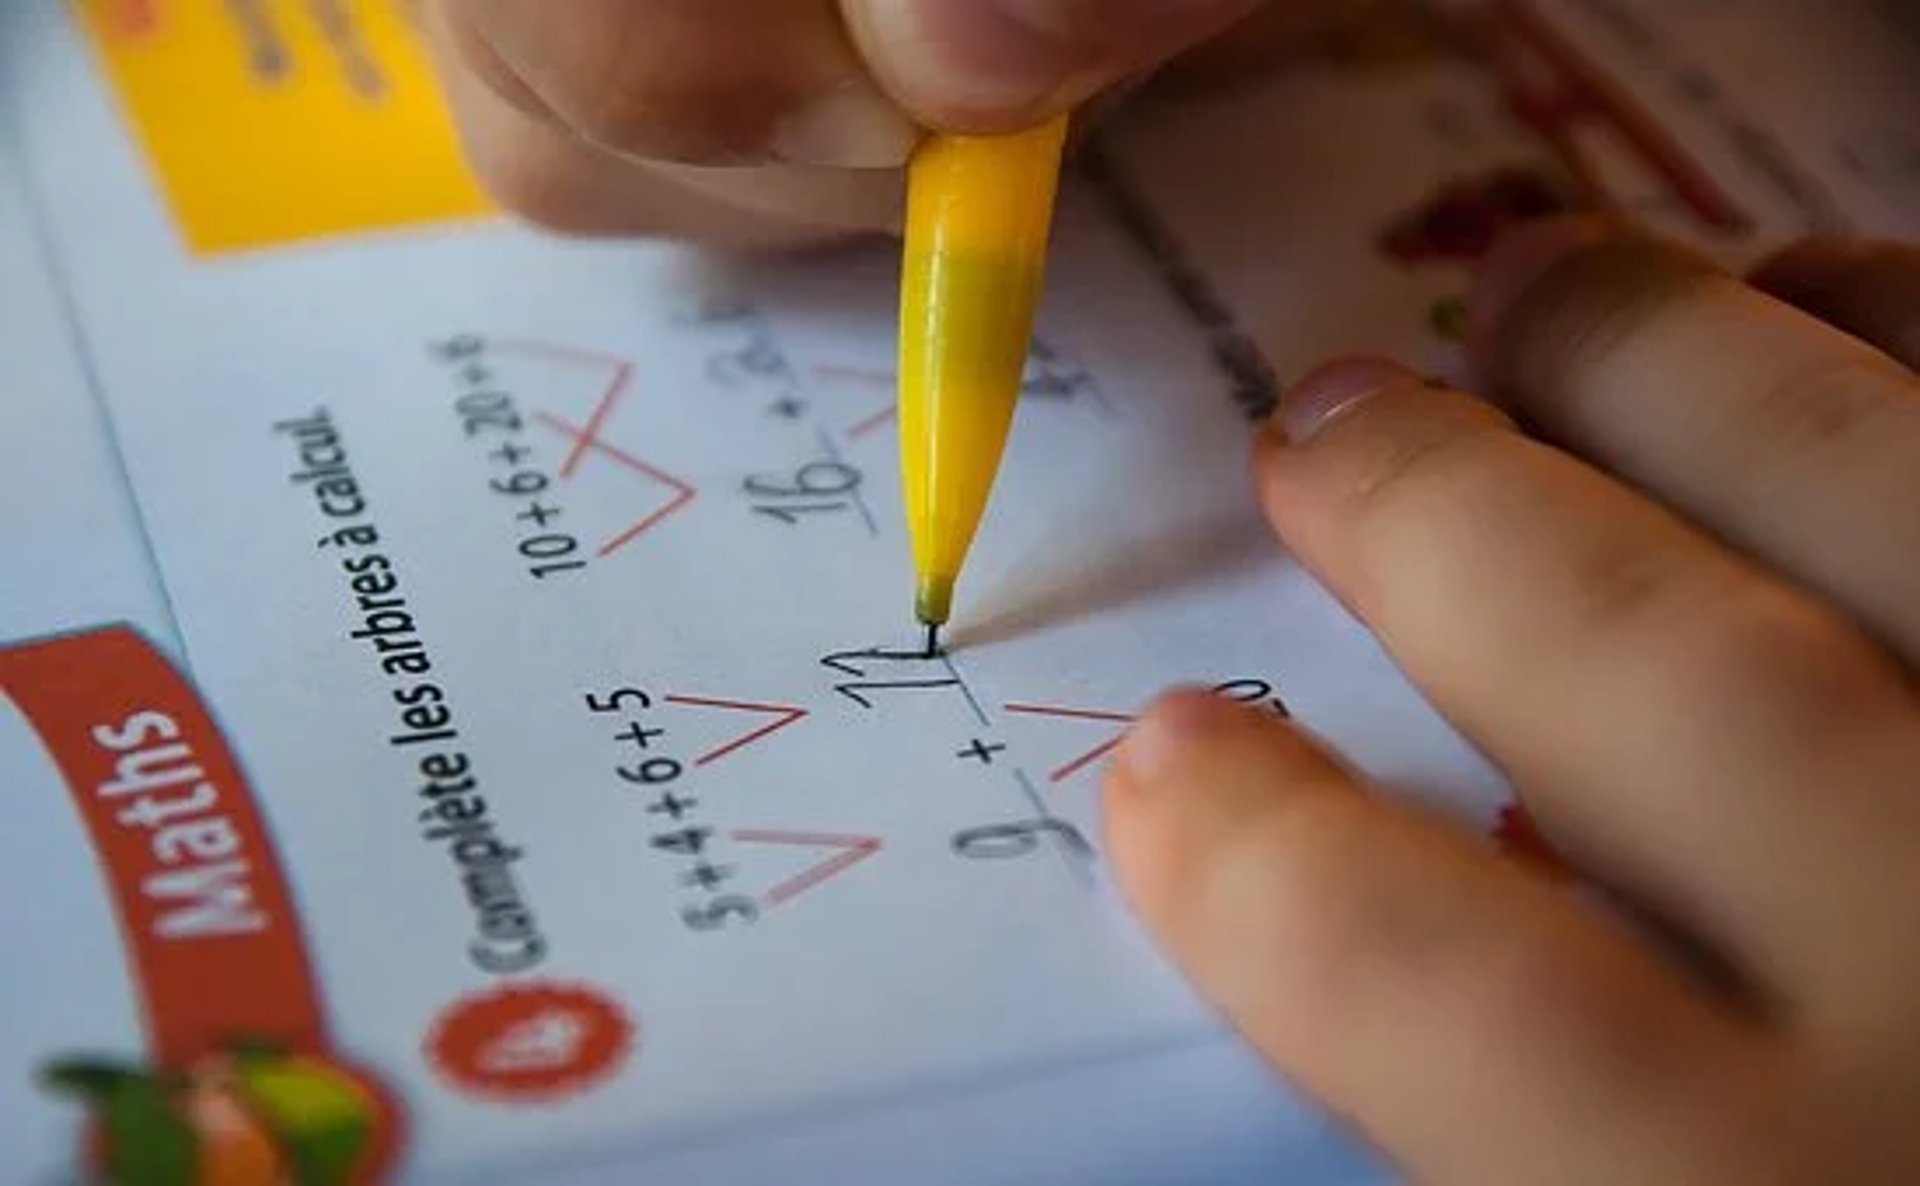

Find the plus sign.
[
  {"left": 516, "top": 500, "right": 563, "bottom": 527},
  {"left": 616, "top": 721, "right": 665, "bottom": 749},
  {"left": 646, "top": 791, "right": 697, "bottom": 818},
  {"left": 956, "top": 738, "right": 1005, "bottom": 764},
  {"left": 680, "top": 862, "right": 734, "bottom": 890},
  {"left": 489, "top": 440, "right": 532, "bottom": 466}
]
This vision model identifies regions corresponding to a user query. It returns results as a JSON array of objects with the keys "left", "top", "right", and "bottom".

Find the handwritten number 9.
[
  {"left": 619, "top": 758, "right": 683, "bottom": 785},
  {"left": 491, "top": 470, "right": 548, "bottom": 496},
  {"left": 952, "top": 819, "right": 1092, "bottom": 861}
]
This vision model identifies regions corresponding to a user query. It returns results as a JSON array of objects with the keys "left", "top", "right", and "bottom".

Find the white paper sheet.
[{"left": 3, "top": 2, "right": 1916, "bottom": 1182}]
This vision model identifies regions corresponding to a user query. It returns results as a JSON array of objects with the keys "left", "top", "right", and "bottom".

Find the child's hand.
[
  {"left": 420, "top": 0, "right": 1311, "bottom": 246},
  {"left": 1106, "top": 221, "right": 1920, "bottom": 1183}
]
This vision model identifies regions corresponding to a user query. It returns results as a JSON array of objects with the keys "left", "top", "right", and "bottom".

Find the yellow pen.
[{"left": 898, "top": 114, "right": 1070, "bottom": 655}]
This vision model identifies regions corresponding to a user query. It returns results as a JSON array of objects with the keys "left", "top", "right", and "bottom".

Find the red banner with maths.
[{"left": 2, "top": 625, "right": 401, "bottom": 1184}]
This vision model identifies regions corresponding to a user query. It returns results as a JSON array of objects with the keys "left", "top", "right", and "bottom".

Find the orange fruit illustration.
[{"left": 43, "top": 1043, "right": 385, "bottom": 1185}]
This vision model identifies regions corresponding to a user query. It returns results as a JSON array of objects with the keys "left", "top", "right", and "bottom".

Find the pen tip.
[
  {"left": 914, "top": 576, "right": 954, "bottom": 634},
  {"left": 922, "top": 621, "right": 942, "bottom": 659}
]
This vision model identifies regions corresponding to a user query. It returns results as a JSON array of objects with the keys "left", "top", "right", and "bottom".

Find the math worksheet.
[{"left": 4, "top": 2, "right": 1917, "bottom": 1183}]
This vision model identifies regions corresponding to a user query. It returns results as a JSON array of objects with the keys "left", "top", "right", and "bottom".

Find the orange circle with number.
[{"left": 425, "top": 982, "right": 634, "bottom": 1103}]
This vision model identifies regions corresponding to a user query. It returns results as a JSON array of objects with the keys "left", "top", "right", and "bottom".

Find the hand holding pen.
[{"left": 419, "top": 0, "right": 1338, "bottom": 246}]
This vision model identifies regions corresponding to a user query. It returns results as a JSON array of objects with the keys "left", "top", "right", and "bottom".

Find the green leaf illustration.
[
  {"left": 98, "top": 1077, "right": 198, "bottom": 1186},
  {"left": 283, "top": 1122, "right": 373, "bottom": 1186},
  {"left": 39, "top": 1058, "right": 146, "bottom": 1100}
]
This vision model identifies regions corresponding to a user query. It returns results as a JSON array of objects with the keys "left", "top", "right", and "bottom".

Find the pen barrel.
[{"left": 898, "top": 116, "right": 1069, "bottom": 604}]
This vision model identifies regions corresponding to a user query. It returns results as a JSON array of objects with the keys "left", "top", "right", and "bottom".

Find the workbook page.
[{"left": 3, "top": 2, "right": 1916, "bottom": 1183}]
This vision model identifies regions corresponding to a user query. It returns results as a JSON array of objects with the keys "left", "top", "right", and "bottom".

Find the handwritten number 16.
[{"left": 746, "top": 461, "right": 861, "bottom": 525}]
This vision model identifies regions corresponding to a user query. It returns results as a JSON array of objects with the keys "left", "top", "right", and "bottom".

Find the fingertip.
[
  {"left": 1111, "top": 686, "right": 1237, "bottom": 780},
  {"left": 1103, "top": 687, "right": 1342, "bottom": 962},
  {"left": 842, "top": 0, "right": 1073, "bottom": 128},
  {"left": 1270, "top": 355, "right": 1421, "bottom": 444},
  {"left": 1102, "top": 690, "right": 1206, "bottom": 928},
  {"left": 1103, "top": 686, "right": 1293, "bottom": 873},
  {"left": 1251, "top": 354, "right": 1462, "bottom": 567},
  {"left": 1468, "top": 215, "right": 1615, "bottom": 368},
  {"left": 846, "top": 0, "right": 1257, "bottom": 130},
  {"left": 1105, "top": 686, "right": 1345, "bottom": 864},
  {"left": 1100, "top": 758, "right": 1177, "bottom": 934}
]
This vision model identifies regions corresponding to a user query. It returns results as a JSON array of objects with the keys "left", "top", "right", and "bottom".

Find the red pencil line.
[
  {"left": 534, "top": 410, "right": 698, "bottom": 554},
  {"left": 661, "top": 694, "right": 808, "bottom": 766},
  {"left": 731, "top": 829, "right": 881, "bottom": 848},
  {"left": 729, "top": 830, "right": 883, "bottom": 908},
  {"left": 490, "top": 340, "right": 637, "bottom": 474},
  {"left": 1001, "top": 703, "right": 1136, "bottom": 724},
  {"left": 596, "top": 491, "right": 696, "bottom": 556},
  {"left": 533, "top": 411, "right": 688, "bottom": 491},
  {"left": 664, "top": 694, "right": 805, "bottom": 714},
  {"left": 844, "top": 405, "right": 897, "bottom": 439},
  {"left": 688, "top": 717, "right": 797, "bottom": 766},
  {"left": 812, "top": 363, "right": 893, "bottom": 388},
  {"left": 761, "top": 846, "right": 877, "bottom": 907},
  {"left": 559, "top": 361, "right": 633, "bottom": 478},
  {"left": 488, "top": 338, "right": 630, "bottom": 371},
  {"left": 1050, "top": 736, "right": 1126, "bottom": 784}
]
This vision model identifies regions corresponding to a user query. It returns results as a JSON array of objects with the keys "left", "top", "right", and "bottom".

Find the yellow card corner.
[{"left": 73, "top": 0, "right": 492, "bottom": 255}]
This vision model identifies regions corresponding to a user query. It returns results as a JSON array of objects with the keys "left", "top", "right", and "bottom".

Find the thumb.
[{"left": 840, "top": 0, "right": 1263, "bottom": 130}]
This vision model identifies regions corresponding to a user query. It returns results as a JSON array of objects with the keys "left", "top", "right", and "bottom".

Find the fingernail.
[
  {"left": 1468, "top": 215, "right": 1611, "bottom": 354},
  {"left": 851, "top": 0, "right": 1071, "bottom": 118},
  {"left": 772, "top": 82, "right": 922, "bottom": 168},
  {"left": 1274, "top": 356, "right": 1414, "bottom": 442},
  {"left": 1115, "top": 687, "right": 1233, "bottom": 784},
  {"left": 858, "top": 0, "right": 1245, "bottom": 122}
]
